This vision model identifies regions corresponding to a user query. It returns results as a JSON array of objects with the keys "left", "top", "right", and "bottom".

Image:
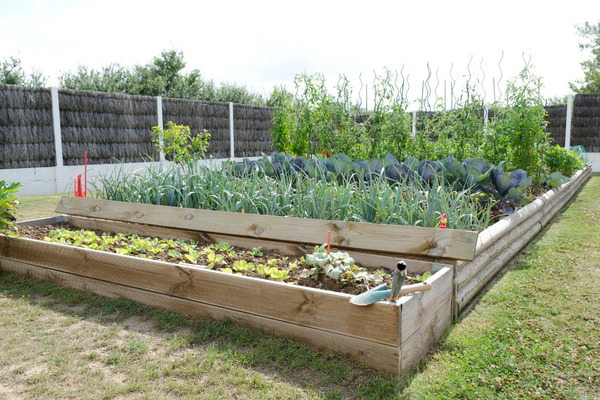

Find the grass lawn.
[
  {"left": 15, "top": 193, "right": 66, "bottom": 222},
  {"left": 2, "top": 179, "right": 599, "bottom": 399}
]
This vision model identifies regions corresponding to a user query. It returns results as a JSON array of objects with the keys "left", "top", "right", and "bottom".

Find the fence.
[
  {"left": 1, "top": 85, "right": 599, "bottom": 196},
  {"left": 0, "top": 84, "right": 274, "bottom": 170}
]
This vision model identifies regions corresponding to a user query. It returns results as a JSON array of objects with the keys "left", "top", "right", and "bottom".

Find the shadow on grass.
[{"left": 0, "top": 269, "right": 417, "bottom": 399}]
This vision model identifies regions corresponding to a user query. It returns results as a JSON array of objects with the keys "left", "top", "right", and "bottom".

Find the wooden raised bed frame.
[{"left": 0, "top": 165, "right": 591, "bottom": 373}]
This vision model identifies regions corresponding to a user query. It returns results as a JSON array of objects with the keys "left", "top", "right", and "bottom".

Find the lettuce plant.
[{"left": 304, "top": 244, "right": 384, "bottom": 286}]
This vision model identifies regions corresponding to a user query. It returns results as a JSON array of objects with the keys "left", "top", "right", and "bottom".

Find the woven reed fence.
[
  {"left": 0, "top": 84, "right": 274, "bottom": 169},
  {"left": 233, "top": 104, "right": 274, "bottom": 157},
  {"left": 162, "top": 99, "right": 230, "bottom": 158},
  {"left": 571, "top": 94, "right": 600, "bottom": 152},
  {"left": 2, "top": 84, "right": 600, "bottom": 170},
  {"left": 545, "top": 105, "right": 567, "bottom": 147},
  {"left": 59, "top": 89, "right": 159, "bottom": 166},
  {"left": 0, "top": 84, "right": 55, "bottom": 169}
]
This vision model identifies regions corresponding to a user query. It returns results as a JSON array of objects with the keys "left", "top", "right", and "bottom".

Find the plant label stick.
[
  {"left": 84, "top": 151, "right": 87, "bottom": 198},
  {"left": 327, "top": 231, "right": 331, "bottom": 255}
]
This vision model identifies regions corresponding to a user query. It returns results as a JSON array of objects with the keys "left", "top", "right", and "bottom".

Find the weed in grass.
[{"left": 123, "top": 338, "right": 149, "bottom": 356}]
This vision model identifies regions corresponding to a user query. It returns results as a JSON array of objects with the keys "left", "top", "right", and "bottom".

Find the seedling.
[
  {"left": 413, "top": 271, "right": 432, "bottom": 283},
  {"left": 232, "top": 260, "right": 255, "bottom": 272},
  {"left": 248, "top": 247, "right": 263, "bottom": 257}
]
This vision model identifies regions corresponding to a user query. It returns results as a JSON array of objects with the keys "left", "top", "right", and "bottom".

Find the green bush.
[
  {"left": 0, "top": 180, "right": 22, "bottom": 235},
  {"left": 151, "top": 121, "right": 210, "bottom": 164},
  {"left": 544, "top": 145, "right": 583, "bottom": 176},
  {"left": 485, "top": 67, "right": 550, "bottom": 183},
  {"left": 271, "top": 70, "right": 412, "bottom": 161}
]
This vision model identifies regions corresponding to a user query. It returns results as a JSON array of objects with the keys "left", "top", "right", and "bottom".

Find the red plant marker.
[
  {"left": 327, "top": 231, "right": 331, "bottom": 255},
  {"left": 73, "top": 152, "right": 88, "bottom": 198},
  {"left": 84, "top": 151, "right": 87, "bottom": 197},
  {"left": 440, "top": 213, "right": 447, "bottom": 229},
  {"left": 77, "top": 174, "right": 83, "bottom": 197}
]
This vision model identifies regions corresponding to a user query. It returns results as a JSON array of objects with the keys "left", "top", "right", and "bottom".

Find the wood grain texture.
[
  {"left": 456, "top": 165, "right": 591, "bottom": 312},
  {"left": 456, "top": 207, "right": 543, "bottom": 291},
  {"left": 399, "top": 296, "right": 452, "bottom": 373},
  {"left": 56, "top": 197, "right": 479, "bottom": 261},
  {"left": 0, "top": 234, "right": 399, "bottom": 345},
  {"left": 399, "top": 266, "right": 452, "bottom": 342},
  {"left": 0, "top": 258, "right": 400, "bottom": 373},
  {"left": 455, "top": 221, "right": 542, "bottom": 310}
]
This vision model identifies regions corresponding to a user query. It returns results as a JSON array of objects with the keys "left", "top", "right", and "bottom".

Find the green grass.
[
  {"left": 2, "top": 178, "right": 600, "bottom": 398},
  {"left": 16, "top": 193, "right": 66, "bottom": 221}
]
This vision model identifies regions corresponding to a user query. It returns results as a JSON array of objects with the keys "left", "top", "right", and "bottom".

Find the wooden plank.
[
  {"left": 456, "top": 221, "right": 542, "bottom": 310},
  {"left": 456, "top": 167, "right": 591, "bottom": 312},
  {"left": 399, "top": 296, "right": 452, "bottom": 373},
  {"left": 65, "top": 216, "right": 438, "bottom": 273},
  {"left": 56, "top": 197, "right": 479, "bottom": 261},
  {"left": 475, "top": 197, "right": 544, "bottom": 256},
  {"left": 475, "top": 166, "right": 590, "bottom": 258},
  {"left": 539, "top": 187, "right": 577, "bottom": 228},
  {"left": 455, "top": 206, "right": 543, "bottom": 291},
  {"left": 540, "top": 172, "right": 589, "bottom": 227},
  {"left": 17, "top": 215, "right": 67, "bottom": 226},
  {"left": 399, "top": 266, "right": 452, "bottom": 341},
  {"left": 0, "top": 235, "right": 400, "bottom": 346},
  {"left": 0, "top": 258, "right": 400, "bottom": 373}
]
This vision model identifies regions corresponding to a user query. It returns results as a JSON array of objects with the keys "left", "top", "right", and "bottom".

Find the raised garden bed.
[
  {"left": 454, "top": 166, "right": 592, "bottom": 315},
  {"left": 0, "top": 166, "right": 591, "bottom": 373}
]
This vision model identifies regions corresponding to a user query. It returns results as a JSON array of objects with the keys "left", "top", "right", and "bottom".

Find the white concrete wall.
[
  {"left": 587, "top": 152, "right": 600, "bottom": 173},
  {"left": 1, "top": 157, "right": 261, "bottom": 197}
]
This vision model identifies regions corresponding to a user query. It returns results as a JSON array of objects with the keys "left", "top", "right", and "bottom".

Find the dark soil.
[{"left": 15, "top": 224, "right": 422, "bottom": 296}]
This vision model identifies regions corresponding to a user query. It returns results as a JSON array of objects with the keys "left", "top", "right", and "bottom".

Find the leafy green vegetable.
[{"left": 0, "top": 180, "right": 23, "bottom": 235}]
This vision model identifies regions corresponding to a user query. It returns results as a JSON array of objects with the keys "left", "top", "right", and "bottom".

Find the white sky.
[{"left": 2, "top": 0, "right": 600, "bottom": 107}]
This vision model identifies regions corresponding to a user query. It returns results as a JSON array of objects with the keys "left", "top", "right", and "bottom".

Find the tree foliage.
[
  {"left": 58, "top": 49, "right": 265, "bottom": 105},
  {"left": 0, "top": 56, "right": 47, "bottom": 87},
  {"left": 570, "top": 21, "right": 600, "bottom": 93}
]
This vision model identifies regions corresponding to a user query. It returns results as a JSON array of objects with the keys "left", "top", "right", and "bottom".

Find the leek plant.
[{"left": 94, "top": 160, "right": 494, "bottom": 231}]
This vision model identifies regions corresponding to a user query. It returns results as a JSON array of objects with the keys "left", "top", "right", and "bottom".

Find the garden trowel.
[
  {"left": 349, "top": 261, "right": 433, "bottom": 306},
  {"left": 350, "top": 261, "right": 407, "bottom": 306}
]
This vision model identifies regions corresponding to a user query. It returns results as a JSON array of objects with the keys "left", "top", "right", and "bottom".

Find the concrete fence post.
[
  {"left": 229, "top": 102, "right": 235, "bottom": 159},
  {"left": 565, "top": 94, "right": 573, "bottom": 149},
  {"left": 51, "top": 87, "right": 64, "bottom": 193},
  {"left": 51, "top": 87, "right": 63, "bottom": 168},
  {"left": 483, "top": 107, "right": 489, "bottom": 129},
  {"left": 156, "top": 96, "right": 165, "bottom": 162}
]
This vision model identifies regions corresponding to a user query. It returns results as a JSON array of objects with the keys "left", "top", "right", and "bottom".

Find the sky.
[{"left": 2, "top": 0, "right": 600, "bottom": 108}]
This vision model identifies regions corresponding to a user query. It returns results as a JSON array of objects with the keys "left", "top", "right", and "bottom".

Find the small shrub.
[
  {"left": 151, "top": 121, "right": 210, "bottom": 164},
  {"left": 544, "top": 145, "right": 583, "bottom": 176},
  {"left": 0, "top": 180, "right": 22, "bottom": 234}
]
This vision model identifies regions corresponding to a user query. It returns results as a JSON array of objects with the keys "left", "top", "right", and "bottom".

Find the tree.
[
  {"left": 58, "top": 49, "right": 266, "bottom": 105},
  {"left": 0, "top": 56, "right": 47, "bottom": 87},
  {"left": 569, "top": 21, "right": 600, "bottom": 93},
  {"left": 59, "top": 63, "right": 133, "bottom": 93}
]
